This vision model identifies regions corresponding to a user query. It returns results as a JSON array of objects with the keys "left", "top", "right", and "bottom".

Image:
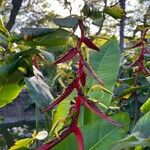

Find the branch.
[{"left": 6, "top": 0, "right": 23, "bottom": 31}]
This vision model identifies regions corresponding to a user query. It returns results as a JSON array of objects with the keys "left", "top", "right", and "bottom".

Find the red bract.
[
  {"left": 43, "top": 80, "right": 77, "bottom": 112},
  {"left": 80, "top": 96, "right": 122, "bottom": 127},
  {"left": 53, "top": 48, "right": 78, "bottom": 64},
  {"left": 81, "top": 37, "right": 99, "bottom": 51}
]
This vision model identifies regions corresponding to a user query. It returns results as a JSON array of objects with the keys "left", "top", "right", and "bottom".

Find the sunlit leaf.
[
  {"left": 9, "top": 138, "right": 33, "bottom": 150},
  {"left": 140, "top": 98, "right": 150, "bottom": 113},
  {"left": 0, "top": 82, "right": 22, "bottom": 108},
  {"left": 104, "top": 4, "right": 125, "bottom": 19}
]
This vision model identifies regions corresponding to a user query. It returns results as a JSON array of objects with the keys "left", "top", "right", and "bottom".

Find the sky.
[
  {"left": 44, "top": 0, "right": 145, "bottom": 36},
  {"left": 47, "top": 0, "right": 139, "bottom": 16}
]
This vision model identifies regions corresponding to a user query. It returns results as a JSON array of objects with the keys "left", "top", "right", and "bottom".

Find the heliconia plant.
[
  {"left": 128, "top": 29, "right": 150, "bottom": 84},
  {"left": 38, "top": 19, "right": 122, "bottom": 150}
]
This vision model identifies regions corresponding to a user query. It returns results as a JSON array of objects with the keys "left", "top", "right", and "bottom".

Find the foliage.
[{"left": 0, "top": 1, "right": 150, "bottom": 150}]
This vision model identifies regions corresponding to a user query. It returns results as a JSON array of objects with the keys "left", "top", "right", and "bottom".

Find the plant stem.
[{"left": 35, "top": 104, "right": 40, "bottom": 148}]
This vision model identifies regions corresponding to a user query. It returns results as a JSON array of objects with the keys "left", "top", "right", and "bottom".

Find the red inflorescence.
[{"left": 39, "top": 19, "right": 121, "bottom": 150}]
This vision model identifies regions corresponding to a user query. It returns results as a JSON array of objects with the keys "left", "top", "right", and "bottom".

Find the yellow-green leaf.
[
  {"left": 9, "top": 138, "right": 33, "bottom": 150},
  {"left": 140, "top": 98, "right": 150, "bottom": 113},
  {"left": 104, "top": 4, "right": 125, "bottom": 19}
]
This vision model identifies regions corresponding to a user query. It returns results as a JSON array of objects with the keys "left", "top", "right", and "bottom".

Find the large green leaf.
[
  {"left": 25, "top": 74, "right": 53, "bottom": 109},
  {"left": 22, "top": 29, "right": 76, "bottom": 50},
  {"left": 52, "top": 113, "right": 129, "bottom": 150},
  {"left": 112, "top": 111, "right": 150, "bottom": 150},
  {"left": 88, "top": 36, "right": 121, "bottom": 106}
]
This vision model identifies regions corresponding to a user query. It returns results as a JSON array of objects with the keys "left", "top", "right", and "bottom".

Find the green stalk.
[{"left": 35, "top": 104, "right": 40, "bottom": 148}]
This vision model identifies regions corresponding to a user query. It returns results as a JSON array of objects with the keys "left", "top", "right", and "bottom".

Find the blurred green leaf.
[
  {"left": 9, "top": 138, "right": 33, "bottom": 150},
  {"left": 21, "top": 28, "right": 54, "bottom": 37},
  {"left": 112, "top": 112, "right": 150, "bottom": 150},
  {"left": 39, "top": 50, "right": 54, "bottom": 62},
  {"left": 22, "top": 29, "right": 75, "bottom": 50},
  {"left": 82, "top": 3, "right": 91, "bottom": 17},
  {"left": 0, "top": 18, "right": 9, "bottom": 37},
  {"left": 141, "top": 98, "right": 150, "bottom": 113},
  {"left": 0, "top": 58, "right": 21, "bottom": 77},
  {"left": 104, "top": 4, "right": 125, "bottom": 19},
  {"left": 119, "top": 85, "right": 149, "bottom": 99},
  {"left": 53, "top": 16, "right": 78, "bottom": 28},
  {"left": 0, "top": 83, "right": 22, "bottom": 108}
]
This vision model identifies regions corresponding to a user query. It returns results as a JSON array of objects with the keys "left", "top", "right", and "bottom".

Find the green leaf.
[
  {"left": 0, "top": 83, "right": 22, "bottom": 108},
  {"left": 9, "top": 138, "right": 33, "bottom": 150},
  {"left": 119, "top": 85, "right": 149, "bottom": 99},
  {"left": 0, "top": 58, "right": 21, "bottom": 77},
  {"left": 53, "top": 16, "right": 78, "bottom": 28},
  {"left": 25, "top": 74, "right": 53, "bottom": 109},
  {"left": 141, "top": 98, "right": 150, "bottom": 113},
  {"left": 51, "top": 91, "right": 76, "bottom": 132},
  {"left": 82, "top": 3, "right": 91, "bottom": 17},
  {"left": 104, "top": 4, "right": 125, "bottom": 19},
  {"left": 22, "top": 29, "right": 75, "bottom": 50},
  {"left": 112, "top": 112, "right": 150, "bottom": 150},
  {"left": 39, "top": 50, "right": 54, "bottom": 62},
  {"left": 52, "top": 113, "right": 130, "bottom": 150},
  {"left": 21, "top": 27, "right": 54, "bottom": 37},
  {"left": 82, "top": 3, "right": 102, "bottom": 20},
  {"left": 132, "top": 111, "right": 150, "bottom": 138},
  {"left": 88, "top": 36, "right": 121, "bottom": 106},
  {"left": 0, "top": 18, "right": 9, "bottom": 37}
]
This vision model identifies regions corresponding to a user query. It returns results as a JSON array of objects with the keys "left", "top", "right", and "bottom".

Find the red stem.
[{"left": 73, "top": 125, "right": 84, "bottom": 150}]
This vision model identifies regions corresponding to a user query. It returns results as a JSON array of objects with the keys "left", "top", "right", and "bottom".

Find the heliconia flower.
[
  {"left": 83, "top": 61, "right": 104, "bottom": 85},
  {"left": 81, "top": 96, "right": 122, "bottom": 127},
  {"left": 43, "top": 80, "right": 77, "bottom": 112},
  {"left": 81, "top": 37, "right": 99, "bottom": 51},
  {"left": 53, "top": 48, "right": 78, "bottom": 64}
]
